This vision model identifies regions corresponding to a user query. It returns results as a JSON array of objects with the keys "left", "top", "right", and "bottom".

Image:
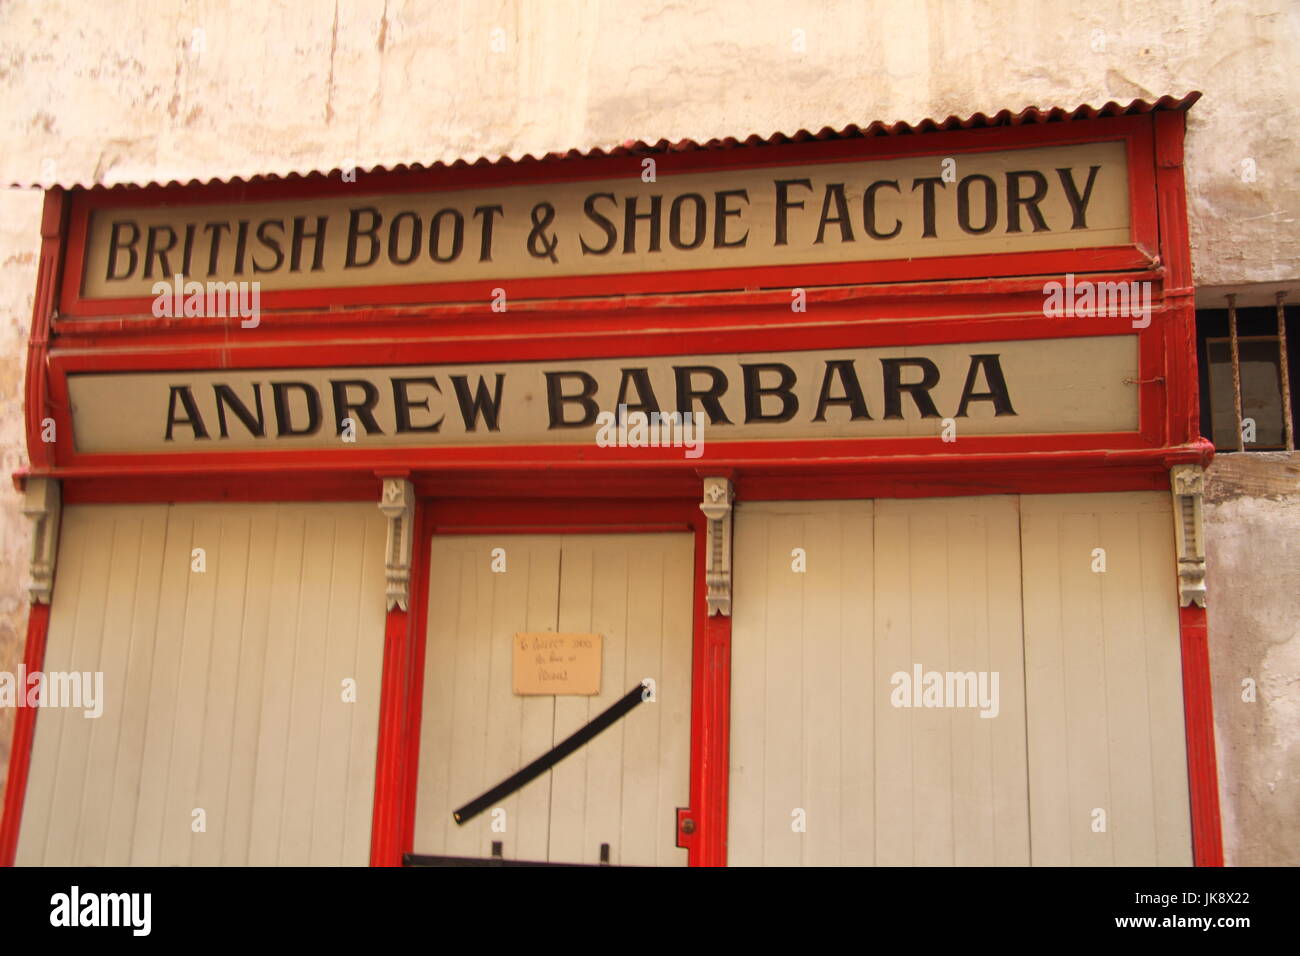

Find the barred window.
[{"left": 1196, "top": 298, "right": 1296, "bottom": 452}]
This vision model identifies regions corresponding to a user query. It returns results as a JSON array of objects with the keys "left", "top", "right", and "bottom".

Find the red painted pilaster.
[
  {"left": 1179, "top": 604, "right": 1224, "bottom": 866},
  {"left": 370, "top": 605, "right": 412, "bottom": 866},
  {"left": 0, "top": 603, "right": 52, "bottom": 866},
  {"left": 683, "top": 508, "right": 732, "bottom": 867}
]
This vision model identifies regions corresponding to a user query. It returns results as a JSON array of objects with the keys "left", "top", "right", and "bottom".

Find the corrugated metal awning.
[{"left": 11, "top": 92, "right": 1200, "bottom": 192}]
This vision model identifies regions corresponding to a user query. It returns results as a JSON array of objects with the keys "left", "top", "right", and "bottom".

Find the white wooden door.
[
  {"left": 871, "top": 496, "right": 1030, "bottom": 866},
  {"left": 729, "top": 493, "right": 1192, "bottom": 867},
  {"left": 413, "top": 533, "right": 693, "bottom": 865},
  {"left": 729, "top": 498, "right": 1028, "bottom": 866},
  {"left": 1019, "top": 492, "right": 1191, "bottom": 866},
  {"left": 18, "top": 503, "right": 388, "bottom": 867}
]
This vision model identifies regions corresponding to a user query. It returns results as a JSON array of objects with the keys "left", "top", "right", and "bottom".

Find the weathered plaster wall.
[
  {"left": 0, "top": 192, "right": 40, "bottom": 814},
  {"left": 0, "top": 0, "right": 1296, "bottom": 857},
  {"left": 1204, "top": 454, "right": 1300, "bottom": 867},
  {"left": 2, "top": 0, "right": 1297, "bottom": 285}
]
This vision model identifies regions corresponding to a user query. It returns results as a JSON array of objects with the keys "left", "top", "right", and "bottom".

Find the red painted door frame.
[{"left": 369, "top": 496, "right": 728, "bottom": 867}]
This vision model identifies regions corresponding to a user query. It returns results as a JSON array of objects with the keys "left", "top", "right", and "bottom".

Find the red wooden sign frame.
[{"left": 57, "top": 116, "right": 1157, "bottom": 319}]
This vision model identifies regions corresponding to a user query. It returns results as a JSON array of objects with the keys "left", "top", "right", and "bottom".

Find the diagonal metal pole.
[{"left": 453, "top": 682, "right": 650, "bottom": 826}]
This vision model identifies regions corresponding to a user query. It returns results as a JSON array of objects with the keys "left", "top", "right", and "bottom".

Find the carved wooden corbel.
[
  {"left": 23, "top": 477, "right": 61, "bottom": 604},
  {"left": 1170, "top": 464, "right": 1207, "bottom": 608},
  {"left": 379, "top": 477, "right": 414, "bottom": 612},
  {"left": 700, "top": 476, "right": 734, "bottom": 616}
]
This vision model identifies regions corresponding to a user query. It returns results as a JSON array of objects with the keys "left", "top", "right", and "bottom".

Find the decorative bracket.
[
  {"left": 699, "top": 476, "right": 734, "bottom": 617},
  {"left": 1170, "top": 464, "right": 1207, "bottom": 608},
  {"left": 22, "top": 477, "right": 61, "bottom": 604},
  {"left": 379, "top": 477, "right": 414, "bottom": 612}
]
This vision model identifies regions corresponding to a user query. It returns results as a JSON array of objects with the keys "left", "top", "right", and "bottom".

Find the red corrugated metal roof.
[{"left": 13, "top": 93, "right": 1200, "bottom": 191}]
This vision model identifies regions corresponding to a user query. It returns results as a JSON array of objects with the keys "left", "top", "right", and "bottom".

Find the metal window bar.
[
  {"left": 1276, "top": 291, "right": 1295, "bottom": 452},
  {"left": 1223, "top": 292, "right": 1295, "bottom": 453},
  {"left": 1227, "top": 294, "right": 1244, "bottom": 452}
]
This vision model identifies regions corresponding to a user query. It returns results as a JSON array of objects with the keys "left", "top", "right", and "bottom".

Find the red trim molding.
[
  {"left": 392, "top": 497, "right": 721, "bottom": 866},
  {"left": 0, "top": 604, "right": 52, "bottom": 866},
  {"left": 1179, "top": 604, "right": 1224, "bottom": 866},
  {"left": 688, "top": 571, "right": 732, "bottom": 867},
  {"left": 369, "top": 604, "right": 413, "bottom": 866},
  {"left": 24, "top": 190, "right": 66, "bottom": 471},
  {"left": 1156, "top": 106, "right": 1223, "bottom": 867}
]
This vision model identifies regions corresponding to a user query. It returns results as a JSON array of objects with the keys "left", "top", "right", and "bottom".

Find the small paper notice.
[{"left": 513, "top": 633, "right": 602, "bottom": 695}]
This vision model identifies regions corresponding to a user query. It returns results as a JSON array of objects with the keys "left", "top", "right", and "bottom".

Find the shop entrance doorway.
[{"left": 412, "top": 532, "right": 694, "bottom": 866}]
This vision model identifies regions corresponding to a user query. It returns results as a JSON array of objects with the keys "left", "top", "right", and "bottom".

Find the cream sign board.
[
  {"left": 80, "top": 141, "right": 1129, "bottom": 299},
  {"left": 66, "top": 336, "right": 1138, "bottom": 454}
]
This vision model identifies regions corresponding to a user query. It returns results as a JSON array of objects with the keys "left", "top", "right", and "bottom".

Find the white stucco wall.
[{"left": 0, "top": 0, "right": 1296, "bottom": 856}]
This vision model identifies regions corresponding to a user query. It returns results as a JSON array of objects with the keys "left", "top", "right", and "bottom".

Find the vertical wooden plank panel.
[
  {"left": 515, "top": 540, "right": 560, "bottom": 861},
  {"left": 104, "top": 508, "right": 168, "bottom": 866},
  {"left": 275, "top": 516, "right": 335, "bottom": 865},
  {"left": 837, "top": 508, "right": 874, "bottom": 866},
  {"left": 621, "top": 545, "right": 665, "bottom": 865},
  {"left": 909, "top": 511, "right": 954, "bottom": 866},
  {"left": 1021, "top": 493, "right": 1192, "bottom": 868},
  {"left": 1021, "top": 510, "right": 1070, "bottom": 864},
  {"left": 444, "top": 545, "right": 496, "bottom": 859},
  {"left": 1136, "top": 510, "right": 1193, "bottom": 866},
  {"left": 1099, "top": 512, "right": 1159, "bottom": 865},
  {"left": 653, "top": 536, "right": 693, "bottom": 868},
  {"left": 413, "top": 536, "right": 564, "bottom": 862},
  {"left": 579, "top": 538, "right": 628, "bottom": 864},
  {"left": 412, "top": 539, "right": 464, "bottom": 856},
  {"left": 40, "top": 509, "right": 116, "bottom": 866},
  {"left": 131, "top": 509, "right": 196, "bottom": 866},
  {"left": 1060, "top": 512, "right": 1113, "bottom": 865},
  {"left": 247, "top": 511, "right": 306, "bottom": 865},
  {"left": 310, "top": 514, "right": 366, "bottom": 865},
  {"left": 341, "top": 513, "right": 388, "bottom": 865},
  {"left": 947, "top": 512, "right": 991, "bottom": 866},
  {"left": 733, "top": 504, "right": 894, "bottom": 868},
  {"left": 550, "top": 542, "right": 595, "bottom": 862},
  {"left": 479, "top": 537, "right": 529, "bottom": 862},
  {"left": 727, "top": 508, "right": 769, "bottom": 866},
  {"left": 986, "top": 510, "right": 1030, "bottom": 866},
  {"left": 70, "top": 516, "right": 142, "bottom": 865},
  {"left": 728, "top": 498, "right": 1028, "bottom": 869},
  {"left": 18, "top": 503, "right": 385, "bottom": 868},
  {"left": 873, "top": 510, "right": 913, "bottom": 865},
  {"left": 15, "top": 506, "right": 91, "bottom": 864},
  {"left": 800, "top": 512, "right": 844, "bottom": 867},
  {"left": 730, "top": 503, "right": 877, "bottom": 867},
  {"left": 188, "top": 513, "right": 252, "bottom": 866},
  {"left": 160, "top": 511, "right": 223, "bottom": 865},
  {"left": 221, "top": 509, "right": 279, "bottom": 866},
  {"left": 762, "top": 514, "right": 805, "bottom": 866}
]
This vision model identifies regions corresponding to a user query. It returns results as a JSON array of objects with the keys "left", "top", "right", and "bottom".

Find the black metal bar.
[
  {"left": 404, "top": 852, "right": 607, "bottom": 868},
  {"left": 1276, "top": 291, "right": 1294, "bottom": 452},
  {"left": 453, "top": 682, "right": 648, "bottom": 825},
  {"left": 1228, "top": 293, "right": 1245, "bottom": 452}
]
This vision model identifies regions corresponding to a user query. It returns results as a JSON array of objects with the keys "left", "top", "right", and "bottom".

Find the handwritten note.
[{"left": 513, "top": 633, "right": 602, "bottom": 695}]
